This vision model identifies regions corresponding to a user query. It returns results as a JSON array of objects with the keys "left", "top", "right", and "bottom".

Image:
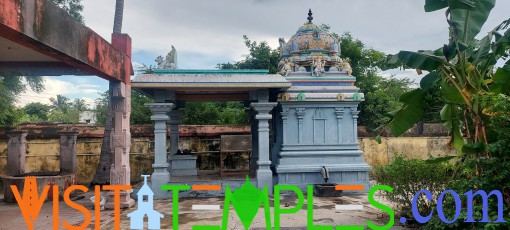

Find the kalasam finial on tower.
[{"left": 307, "top": 9, "right": 313, "bottom": 23}]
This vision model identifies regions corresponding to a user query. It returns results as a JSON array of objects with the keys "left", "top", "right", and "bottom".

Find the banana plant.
[{"left": 380, "top": 0, "right": 510, "bottom": 163}]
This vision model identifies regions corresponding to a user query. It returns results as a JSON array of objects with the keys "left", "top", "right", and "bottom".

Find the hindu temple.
[{"left": 131, "top": 10, "right": 370, "bottom": 197}]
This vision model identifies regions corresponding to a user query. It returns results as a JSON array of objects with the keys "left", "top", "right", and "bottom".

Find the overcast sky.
[{"left": 18, "top": 0, "right": 510, "bottom": 107}]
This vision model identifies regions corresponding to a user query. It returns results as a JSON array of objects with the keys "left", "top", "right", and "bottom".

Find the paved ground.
[{"left": 0, "top": 192, "right": 412, "bottom": 229}]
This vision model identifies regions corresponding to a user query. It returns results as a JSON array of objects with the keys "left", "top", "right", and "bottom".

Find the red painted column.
[{"left": 106, "top": 33, "right": 135, "bottom": 209}]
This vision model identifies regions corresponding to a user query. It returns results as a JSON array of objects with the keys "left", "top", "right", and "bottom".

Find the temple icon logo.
[{"left": 127, "top": 175, "right": 164, "bottom": 229}]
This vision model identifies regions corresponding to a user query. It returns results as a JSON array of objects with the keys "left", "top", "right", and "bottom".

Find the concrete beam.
[
  {"left": 0, "top": 62, "right": 89, "bottom": 76},
  {"left": 0, "top": 0, "right": 132, "bottom": 83}
]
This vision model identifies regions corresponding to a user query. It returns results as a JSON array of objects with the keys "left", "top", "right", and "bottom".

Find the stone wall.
[
  {"left": 0, "top": 123, "right": 454, "bottom": 185},
  {"left": 360, "top": 137, "right": 456, "bottom": 166}
]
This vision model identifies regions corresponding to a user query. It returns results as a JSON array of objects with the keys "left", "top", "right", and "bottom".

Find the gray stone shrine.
[{"left": 132, "top": 10, "right": 370, "bottom": 196}]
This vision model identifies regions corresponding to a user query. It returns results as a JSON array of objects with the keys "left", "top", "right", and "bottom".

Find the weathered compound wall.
[{"left": 0, "top": 123, "right": 454, "bottom": 185}]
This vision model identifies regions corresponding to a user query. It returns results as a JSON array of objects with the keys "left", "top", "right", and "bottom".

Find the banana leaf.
[
  {"left": 450, "top": 0, "right": 495, "bottom": 44},
  {"left": 425, "top": 0, "right": 475, "bottom": 12},
  {"left": 441, "top": 103, "right": 464, "bottom": 149},
  {"left": 387, "top": 89, "right": 426, "bottom": 137},
  {"left": 397, "top": 51, "right": 445, "bottom": 71},
  {"left": 492, "top": 60, "right": 510, "bottom": 94},
  {"left": 420, "top": 71, "right": 440, "bottom": 90}
]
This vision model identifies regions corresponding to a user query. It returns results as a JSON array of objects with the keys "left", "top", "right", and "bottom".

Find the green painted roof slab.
[
  {"left": 153, "top": 69, "right": 269, "bottom": 75},
  {"left": 285, "top": 76, "right": 357, "bottom": 81}
]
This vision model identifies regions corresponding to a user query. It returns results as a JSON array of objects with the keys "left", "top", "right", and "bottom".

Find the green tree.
[
  {"left": 219, "top": 101, "right": 250, "bottom": 125},
  {"left": 0, "top": 76, "right": 44, "bottom": 126},
  {"left": 72, "top": 98, "right": 88, "bottom": 111},
  {"left": 93, "top": 90, "right": 154, "bottom": 125},
  {"left": 48, "top": 107, "right": 80, "bottom": 123},
  {"left": 50, "top": 94, "right": 71, "bottom": 112},
  {"left": 93, "top": 91, "right": 108, "bottom": 125},
  {"left": 182, "top": 102, "right": 221, "bottom": 125},
  {"left": 181, "top": 101, "right": 249, "bottom": 125},
  {"left": 23, "top": 102, "right": 50, "bottom": 120},
  {"left": 130, "top": 90, "right": 153, "bottom": 124},
  {"left": 363, "top": 77, "right": 411, "bottom": 130},
  {"left": 217, "top": 35, "right": 280, "bottom": 74}
]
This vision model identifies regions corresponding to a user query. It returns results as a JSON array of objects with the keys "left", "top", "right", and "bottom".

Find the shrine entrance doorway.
[{"left": 132, "top": 69, "right": 291, "bottom": 197}]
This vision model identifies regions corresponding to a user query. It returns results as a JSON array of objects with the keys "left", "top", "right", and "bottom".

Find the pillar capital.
[
  {"left": 145, "top": 103, "right": 174, "bottom": 114},
  {"left": 351, "top": 109, "right": 360, "bottom": 119},
  {"left": 145, "top": 103, "right": 174, "bottom": 121},
  {"left": 251, "top": 102, "right": 277, "bottom": 118},
  {"left": 6, "top": 130, "right": 28, "bottom": 140}
]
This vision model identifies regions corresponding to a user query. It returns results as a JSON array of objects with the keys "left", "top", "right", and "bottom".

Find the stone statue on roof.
[
  {"left": 278, "top": 58, "right": 293, "bottom": 77},
  {"left": 313, "top": 57, "right": 326, "bottom": 76},
  {"left": 155, "top": 46, "right": 178, "bottom": 69},
  {"left": 340, "top": 58, "right": 352, "bottom": 76}
]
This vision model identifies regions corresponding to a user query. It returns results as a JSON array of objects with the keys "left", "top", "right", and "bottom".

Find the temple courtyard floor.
[{"left": 0, "top": 191, "right": 413, "bottom": 229}]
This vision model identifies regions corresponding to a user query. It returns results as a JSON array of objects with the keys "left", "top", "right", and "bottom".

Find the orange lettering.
[
  {"left": 103, "top": 185, "right": 131, "bottom": 230},
  {"left": 53, "top": 185, "right": 59, "bottom": 230},
  {"left": 11, "top": 177, "right": 49, "bottom": 230},
  {"left": 94, "top": 186, "right": 101, "bottom": 230},
  {"left": 62, "top": 185, "right": 91, "bottom": 230}
]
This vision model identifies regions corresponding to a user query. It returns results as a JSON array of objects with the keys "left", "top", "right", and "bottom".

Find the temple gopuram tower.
[{"left": 273, "top": 10, "right": 370, "bottom": 191}]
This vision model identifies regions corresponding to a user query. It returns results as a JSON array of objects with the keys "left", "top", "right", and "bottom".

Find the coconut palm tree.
[
  {"left": 73, "top": 98, "right": 88, "bottom": 111},
  {"left": 113, "top": 0, "right": 124, "bottom": 34},
  {"left": 50, "top": 94, "right": 70, "bottom": 112},
  {"left": 91, "top": 0, "right": 126, "bottom": 185}
]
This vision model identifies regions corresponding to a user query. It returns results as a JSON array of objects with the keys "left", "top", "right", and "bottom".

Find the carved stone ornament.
[
  {"left": 112, "top": 134, "right": 126, "bottom": 148},
  {"left": 156, "top": 45, "right": 178, "bottom": 69}
]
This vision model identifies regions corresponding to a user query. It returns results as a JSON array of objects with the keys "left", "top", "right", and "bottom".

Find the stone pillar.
[
  {"left": 58, "top": 131, "right": 79, "bottom": 174},
  {"left": 351, "top": 108, "right": 360, "bottom": 142},
  {"left": 6, "top": 131, "right": 27, "bottom": 176},
  {"left": 281, "top": 107, "right": 290, "bottom": 144},
  {"left": 251, "top": 102, "right": 277, "bottom": 194},
  {"left": 335, "top": 108, "right": 345, "bottom": 143},
  {"left": 106, "top": 82, "right": 135, "bottom": 209},
  {"left": 168, "top": 110, "right": 181, "bottom": 158},
  {"left": 296, "top": 108, "right": 305, "bottom": 143},
  {"left": 146, "top": 103, "right": 174, "bottom": 199},
  {"left": 250, "top": 109, "right": 259, "bottom": 174}
]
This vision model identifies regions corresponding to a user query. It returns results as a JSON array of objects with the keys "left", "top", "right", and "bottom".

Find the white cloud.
[
  {"left": 81, "top": 0, "right": 510, "bottom": 68},
  {"left": 15, "top": 0, "right": 504, "bottom": 104},
  {"left": 16, "top": 77, "right": 101, "bottom": 107},
  {"left": 381, "top": 69, "right": 425, "bottom": 88}
]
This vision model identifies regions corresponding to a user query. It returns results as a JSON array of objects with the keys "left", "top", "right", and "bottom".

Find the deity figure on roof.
[
  {"left": 155, "top": 45, "right": 178, "bottom": 69},
  {"left": 313, "top": 57, "right": 326, "bottom": 76},
  {"left": 278, "top": 58, "right": 293, "bottom": 77}
]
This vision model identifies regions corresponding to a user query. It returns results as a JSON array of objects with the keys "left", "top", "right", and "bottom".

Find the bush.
[
  {"left": 423, "top": 94, "right": 510, "bottom": 229},
  {"left": 372, "top": 155, "right": 452, "bottom": 222}
]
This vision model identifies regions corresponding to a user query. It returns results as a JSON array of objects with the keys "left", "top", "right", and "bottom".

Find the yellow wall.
[{"left": 0, "top": 136, "right": 456, "bottom": 185}]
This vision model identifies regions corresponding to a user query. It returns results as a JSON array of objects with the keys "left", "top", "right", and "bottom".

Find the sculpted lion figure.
[
  {"left": 155, "top": 56, "right": 165, "bottom": 69},
  {"left": 340, "top": 58, "right": 353, "bottom": 76},
  {"left": 155, "top": 46, "right": 178, "bottom": 69}
]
